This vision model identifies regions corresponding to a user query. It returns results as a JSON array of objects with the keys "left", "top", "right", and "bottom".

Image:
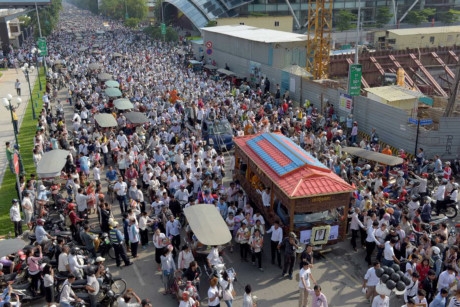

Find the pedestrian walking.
[
  {"left": 362, "top": 261, "right": 380, "bottom": 303},
  {"left": 14, "top": 79, "right": 21, "bottom": 96},
  {"left": 108, "top": 219, "right": 132, "bottom": 267},
  {"left": 299, "top": 261, "right": 317, "bottom": 307},
  {"left": 365, "top": 221, "right": 380, "bottom": 266},
  {"left": 10, "top": 199, "right": 22, "bottom": 237},
  {"left": 279, "top": 232, "right": 299, "bottom": 280},
  {"left": 307, "top": 285, "right": 328, "bottom": 307},
  {"left": 236, "top": 221, "right": 250, "bottom": 262},
  {"left": 128, "top": 218, "right": 140, "bottom": 258},
  {"left": 266, "top": 220, "right": 283, "bottom": 268},
  {"left": 249, "top": 229, "right": 264, "bottom": 271}
]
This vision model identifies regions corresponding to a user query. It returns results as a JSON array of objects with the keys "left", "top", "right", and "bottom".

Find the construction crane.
[{"left": 306, "top": 0, "right": 333, "bottom": 80}]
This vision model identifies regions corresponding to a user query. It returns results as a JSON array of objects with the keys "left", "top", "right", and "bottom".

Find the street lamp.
[
  {"left": 21, "top": 63, "right": 36, "bottom": 120},
  {"left": 2, "top": 94, "right": 24, "bottom": 175},
  {"left": 31, "top": 47, "right": 42, "bottom": 91}
]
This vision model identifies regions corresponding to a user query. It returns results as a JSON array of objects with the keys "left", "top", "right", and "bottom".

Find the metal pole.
[
  {"left": 35, "top": 2, "right": 43, "bottom": 38},
  {"left": 161, "top": 0, "right": 165, "bottom": 42},
  {"left": 414, "top": 118, "right": 420, "bottom": 157},
  {"left": 25, "top": 70, "right": 36, "bottom": 119},
  {"left": 35, "top": 52, "right": 42, "bottom": 91},
  {"left": 354, "top": 0, "right": 361, "bottom": 64},
  {"left": 7, "top": 99, "right": 19, "bottom": 146}
]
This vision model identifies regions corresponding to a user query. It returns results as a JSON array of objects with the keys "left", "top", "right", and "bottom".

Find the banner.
[
  {"left": 300, "top": 225, "right": 339, "bottom": 244},
  {"left": 339, "top": 93, "right": 352, "bottom": 113}
]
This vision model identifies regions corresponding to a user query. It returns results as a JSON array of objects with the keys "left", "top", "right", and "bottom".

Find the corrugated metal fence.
[{"left": 299, "top": 79, "right": 460, "bottom": 160}]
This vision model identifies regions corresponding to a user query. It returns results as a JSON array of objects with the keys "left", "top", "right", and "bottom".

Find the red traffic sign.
[
  {"left": 205, "top": 41, "right": 213, "bottom": 49},
  {"left": 13, "top": 153, "right": 19, "bottom": 175}
]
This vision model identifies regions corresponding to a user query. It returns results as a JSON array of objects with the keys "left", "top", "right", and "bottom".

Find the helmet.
[
  {"left": 355, "top": 167, "right": 362, "bottom": 172},
  {"left": 446, "top": 161, "right": 451, "bottom": 165},
  {"left": 17, "top": 250, "right": 26, "bottom": 261},
  {"left": 401, "top": 189, "right": 407, "bottom": 196},
  {"left": 383, "top": 192, "right": 389, "bottom": 198},
  {"left": 454, "top": 183, "right": 459, "bottom": 189},
  {"left": 70, "top": 247, "right": 81, "bottom": 255},
  {"left": 432, "top": 246, "right": 440, "bottom": 255},
  {"left": 67, "top": 203, "right": 76, "bottom": 210},
  {"left": 36, "top": 219, "right": 45, "bottom": 226},
  {"left": 422, "top": 173, "right": 428, "bottom": 178}
]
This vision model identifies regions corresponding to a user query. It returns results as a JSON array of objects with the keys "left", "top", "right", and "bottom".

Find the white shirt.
[
  {"left": 437, "top": 270, "right": 455, "bottom": 290},
  {"left": 267, "top": 225, "right": 283, "bottom": 242},
  {"left": 364, "top": 267, "right": 380, "bottom": 286},
  {"left": 114, "top": 181, "right": 127, "bottom": 196},
  {"left": 58, "top": 252, "right": 69, "bottom": 272},
  {"left": 207, "top": 248, "right": 221, "bottom": 266},
  {"left": 372, "top": 295, "right": 389, "bottom": 307},
  {"left": 257, "top": 189, "right": 271, "bottom": 207},
  {"left": 383, "top": 241, "right": 395, "bottom": 261},
  {"left": 298, "top": 267, "right": 311, "bottom": 289},
  {"left": 10, "top": 204, "right": 21, "bottom": 222},
  {"left": 87, "top": 275, "right": 100, "bottom": 296},
  {"left": 60, "top": 280, "right": 76, "bottom": 303}
]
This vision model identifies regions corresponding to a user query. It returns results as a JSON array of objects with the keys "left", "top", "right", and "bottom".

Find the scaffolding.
[{"left": 306, "top": 0, "right": 333, "bottom": 80}]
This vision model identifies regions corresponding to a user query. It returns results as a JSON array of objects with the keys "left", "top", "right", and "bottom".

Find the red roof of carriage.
[{"left": 234, "top": 132, "right": 353, "bottom": 198}]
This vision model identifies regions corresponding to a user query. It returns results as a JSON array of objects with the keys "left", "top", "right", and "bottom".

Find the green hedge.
[{"left": 0, "top": 68, "right": 45, "bottom": 235}]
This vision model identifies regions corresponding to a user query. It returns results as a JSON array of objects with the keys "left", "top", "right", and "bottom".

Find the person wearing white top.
[
  {"left": 256, "top": 187, "right": 271, "bottom": 207},
  {"left": 299, "top": 261, "right": 316, "bottom": 307},
  {"left": 363, "top": 261, "right": 381, "bottom": 302},
  {"left": 267, "top": 221, "right": 283, "bottom": 267},
  {"left": 178, "top": 245, "right": 195, "bottom": 271}
]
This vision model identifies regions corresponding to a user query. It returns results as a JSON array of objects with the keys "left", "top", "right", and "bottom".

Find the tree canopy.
[
  {"left": 336, "top": 10, "right": 356, "bottom": 31},
  {"left": 99, "top": 0, "right": 148, "bottom": 20},
  {"left": 406, "top": 8, "right": 436, "bottom": 25},
  {"left": 439, "top": 9, "right": 460, "bottom": 24},
  {"left": 143, "top": 25, "right": 178, "bottom": 42},
  {"left": 28, "top": 0, "right": 62, "bottom": 37},
  {"left": 375, "top": 7, "right": 393, "bottom": 27}
]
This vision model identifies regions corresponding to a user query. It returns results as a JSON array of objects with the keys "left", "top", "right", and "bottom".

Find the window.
[
  {"left": 387, "top": 39, "right": 396, "bottom": 44},
  {"left": 430, "top": 36, "right": 435, "bottom": 43},
  {"left": 274, "top": 21, "right": 279, "bottom": 27},
  {"left": 239, "top": 22, "right": 244, "bottom": 25}
]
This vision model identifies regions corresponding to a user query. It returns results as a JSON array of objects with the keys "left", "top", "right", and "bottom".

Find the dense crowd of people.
[{"left": 4, "top": 2, "right": 460, "bottom": 307}]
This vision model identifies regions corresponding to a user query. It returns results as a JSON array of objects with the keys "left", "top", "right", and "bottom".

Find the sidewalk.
[{"left": 0, "top": 68, "right": 37, "bottom": 188}]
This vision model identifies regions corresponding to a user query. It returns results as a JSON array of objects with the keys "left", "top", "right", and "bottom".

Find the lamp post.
[
  {"left": 31, "top": 47, "right": 42, "bottom": 91},
  {"left": 2, "top": 94, "right": 24, "bottom": 175},
  {"left": 21, "top": 63, "right": 36, "bottom": 120}
]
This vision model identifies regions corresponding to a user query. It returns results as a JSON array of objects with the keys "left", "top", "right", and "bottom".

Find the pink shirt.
[
  {"left": 307, "top": 289, "right": 328, "bottom": 307},
  {"left": 28, "top": 255, "right": 42, "bottom": 273}
]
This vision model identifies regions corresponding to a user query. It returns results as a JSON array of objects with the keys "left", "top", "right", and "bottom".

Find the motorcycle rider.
[
  {"left": 434, "top": 179, "right": 448, "bottom": 215},
  {"left": 437, "top": 182, "right": 459, "bottom": 211},
  {"left": 85, "top": 267, "right": 99, "bottom": 307},
  {"left": 68, "top": 247, "right": 89, "bottom": 279}
]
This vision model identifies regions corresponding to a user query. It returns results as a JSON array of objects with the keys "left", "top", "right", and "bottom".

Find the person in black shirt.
[
  {"left": 183, "top": 261, "right": 202, "bottom": 291},
  {"left": 169, "top": 195, "right": 182, "bottom": 218},
  {"left": 421, "top": 270, "right": 437, "bottom": 303}
]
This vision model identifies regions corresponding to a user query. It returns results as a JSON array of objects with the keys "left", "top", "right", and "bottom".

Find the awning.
[
  {"left": 105, "top": 87, "right": 122, "bottom": 97},
  {"left": 203, "top": 64, "right": 218, "bottom": 70},
  {"left": 124, "top": 111, "right": 149, "bottom": 124},
  {"left": 114, "top": 98, "right": 134, "bottom": 110},
  {"left": 88, "top": 63, "right": 101, "bottom": 70},
  {"left": 217, "top": 68, "right": 235, "bottom": 76},
  {"left": 97, "top": 73, "right": 113, "bottom": 81},
  {"left": 36, "top": 149, "right": 70, "bottom": 178},
  {"left": 105, "top": 80, "right": 120, "bottom": 88},
  {"left": 184, "top": 204, "right": 231, "bottom": 245},
  {"left": 94, "top": 113, "right": 118, "bottom": 127},
  {"left": 342, "top": 147, "right": 404, "bottom": 166}
]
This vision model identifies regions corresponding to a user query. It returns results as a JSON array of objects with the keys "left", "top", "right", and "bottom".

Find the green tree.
[
  {"left": 143, "top": 25, "right": 178, "bottom": 41},
  {"left": 336, "top": 10, "right": 356, "bottom": 31},
  {"left": 69, "top": 0, "right": 98, "bottom": 14},
  {"left": 28, "top": 0, "right": 62, "bottom": 37},
  {"left": 125, "top": 17, "right": 140, "bottom": 28},
  {"left": 439, "top": 9, "right": 460, "bottom": 24},
  {"left": 375, "top": 7, "right": 393, "bottom": 28},
  {"left": 406, "top": 8, "right": 436, "bottom": 25},
  {"left": 127, "top": 0, "right": 148, "bottom": 20},
  {"left": 100, "top": 0, "right": 147, "bottom": 20},
  {"left": 205, "top": 20, "right": 217, "bottom": 27}
]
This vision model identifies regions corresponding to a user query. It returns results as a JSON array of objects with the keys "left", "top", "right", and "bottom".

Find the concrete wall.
[{"left": 216, "top": 15, "right": 293, "bottom": 33}]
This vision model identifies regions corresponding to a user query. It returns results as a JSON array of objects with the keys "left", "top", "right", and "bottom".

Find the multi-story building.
[{"left": 164, "top": 0, "right": 460, "bottom": 32}]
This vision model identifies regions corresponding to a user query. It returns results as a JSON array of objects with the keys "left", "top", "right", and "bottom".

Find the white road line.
[{"left": 133, "top": 262, "right": 146, "bottom": 286}]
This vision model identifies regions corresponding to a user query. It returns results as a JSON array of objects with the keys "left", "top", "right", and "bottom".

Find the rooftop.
[
  {"left": 387, "top": 25, "right": 460, "bottom": 36},
  {"left": 235, "top": 133, "right": 353, "bottom": 198},
  {"left": 201, "top": 25, "right": 308, "bottom": 43},
  {"left": 365, "top": 85, "right": 421, "bottom": 102}
]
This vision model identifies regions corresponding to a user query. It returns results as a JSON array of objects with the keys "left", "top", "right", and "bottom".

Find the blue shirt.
[
  {"left": 35, "top": 226, "right": 48, "bottom": 244},
  {"left": 106, "top": 170, "right": 117, "bottom": 181},
  {"left": 79, "top": 156, "right": 89, "bottom": 171},
  {"left": 429, "top": 293, "right": 446, "bottom": 307}
]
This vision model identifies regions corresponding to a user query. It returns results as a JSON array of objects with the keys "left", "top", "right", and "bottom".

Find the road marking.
[
  {"left": 133, "top": 262, "right": 146, "bottom": 286},
  {"left": 322, "top": 254, "right": 361, "bottom": 287}
]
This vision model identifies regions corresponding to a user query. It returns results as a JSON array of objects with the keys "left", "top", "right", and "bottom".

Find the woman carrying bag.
[{"left": 220, "top": 270, "right": 236, "bottom": 307}]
